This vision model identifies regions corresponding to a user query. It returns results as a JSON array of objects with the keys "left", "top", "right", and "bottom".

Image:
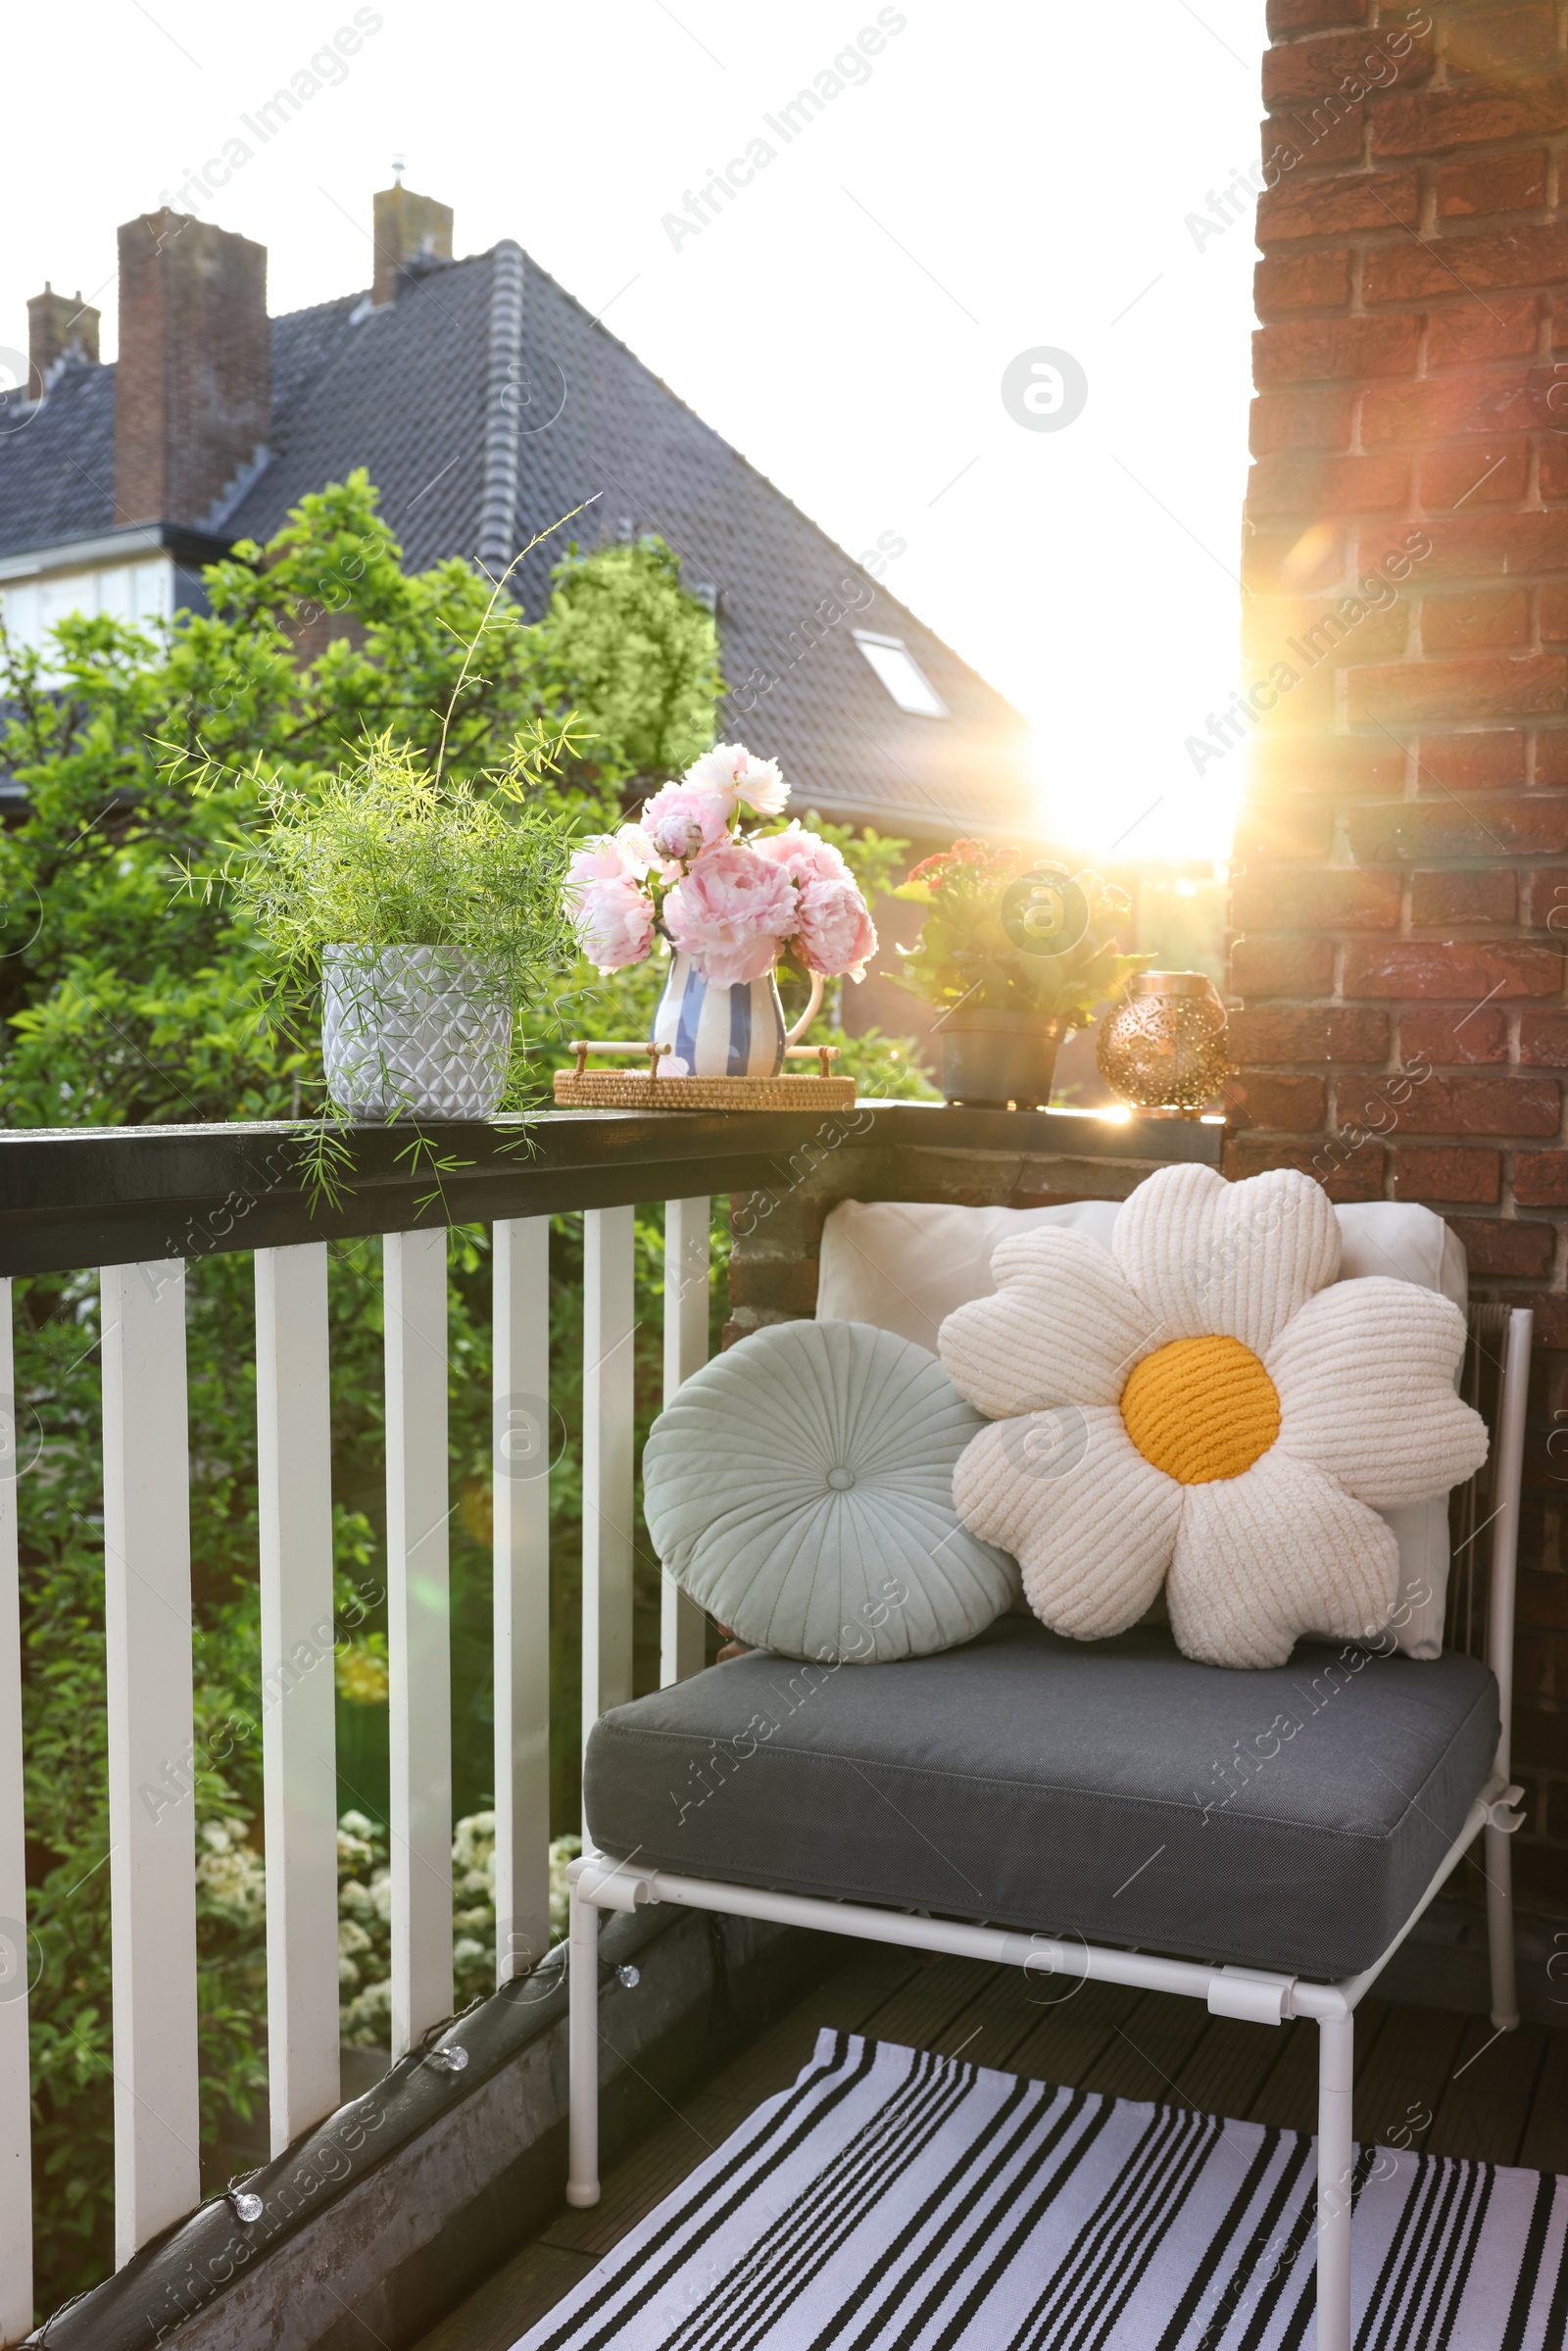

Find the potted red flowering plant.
[{"left": 892, "top": 841, "right": 1143, "bottom": 1107}]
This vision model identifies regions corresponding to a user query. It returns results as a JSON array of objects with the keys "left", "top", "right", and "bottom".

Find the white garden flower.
[
  {"left": 939, "top": 1165, "right": 1488, "bottom": 1670},
  {"left": 683, "top": 742, "right": 790, "bottom": 818}
]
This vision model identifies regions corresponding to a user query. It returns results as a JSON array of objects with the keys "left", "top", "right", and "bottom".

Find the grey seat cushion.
[{"left": 583, "top": 1617, "right": 1499, "bottom": 1980}]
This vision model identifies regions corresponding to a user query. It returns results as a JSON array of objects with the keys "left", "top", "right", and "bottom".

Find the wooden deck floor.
[{"left": 416, "top": 1944, "right": 1568, "bottom": 2351}]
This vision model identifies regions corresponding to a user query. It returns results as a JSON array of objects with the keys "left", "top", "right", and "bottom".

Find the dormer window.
[{"left": 853, "top": 630, "right": 948, "bottom": 717}]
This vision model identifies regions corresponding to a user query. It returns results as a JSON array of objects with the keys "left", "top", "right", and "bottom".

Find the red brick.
[
  {"left": 1409, "top": 867, "right": 1518, "bottom": 925},
  {"left": 1542, "top": 589, "right": 1568, "bottom": 641},
  {"left": 1397, "top": 1004, "right": 1509, "bottom": 1063},
  {"left": 1250, "top": 733, "right": 1407, "bottom": 795},
  {"left": 1443, "top": 4, "right": 1560, "bottom": 76},
  {"left": 1265, "top": 103, "right": 1367, "bottom": 173},
  {"left": 1229, "top": 934, "right": 1335, "bottom": 996},
  {"left": 1350, "top": 793, "right": 1568, "bottom": 860},
  {"left": 1365, "top": 222, "right": 1568, "bottom": 305},
  {"left": 1255, "top": 248, "right": 1354, "bottom": 315},
  {"left": 1264, "top": 27, "right": 1433, "bottom": 103},
  {"left": 1362, "top": 374, "right": 1541, "bottom": 445},
  {"left": 1506, "top": 1293, "right": 1568, "bottom": 1348},
  {"left": 1417, "top": 732, "right": 1526, "bottom": 792},
  {"left": 1514, "top": 1151, "right": 1568, "bottom": 1204},
  {"left": 1421, "top": 588, "right": 1532, "bottom": 652},
  {"left": 1350, "top": 657, "right": 1568, "bottom": 726},
  {"left": 1344, "top": 939, "right": 1562, "bottom": 997},
  {"left": 1427, "top": 294, "right": 1541, "bottom": 367},
  {"left": 726, "top": 1255, "right": 819, "bottom": 1313},
  {"left": 1337, "top": 1071, "right": 1561, "bottom": 1134},
  {"left": 1250, "top": 453, "right": 1410, "bottom": 519},
  {"left": 1231, "top": 868, "right": 1401, "bottom": 930},
  {"left": 1242, "top": 523, "right": 1348, "bottom": 595},
  {"left": 1393, "top": 1145, "right": 1501, "bottom": 1201},
  {"left": 1372, "top": 73, "right": 1568, "bottom": 158},
  {"left": 1256, "top": 171, "right": 1419, "bottom": 243},
  {"left": 1522, "top": 865, "right": 1568, "bottom": 926},
  {"left": 1520, "top": 1010, "right": 1568, "bottom": 1066},
  {"left": 1253, "top": 313, "right": 1421, "bottom": 388},
  {"left": 1419, "top": 446, "right": 1532, "bottom": 509},
  {"left": 1224, "top": 1073, "right": 1327, "bottom": 1130},
  {"left": 1227, "top": 1004, "right": 1390, "bottom": 1062},
  {"left": 1232, "top": 796, "right": 1337, "bottom": 860},
  {"left": 1224, "top": 1134, "right": 1386, "bottom": 1199},
  {"left": 1267, "top": 0, "right": 1367, "bottom": 26},
  {"left": 1534, "top": 735, "right": 1568, "bottom": 786},
  {"left": 1250, "top": 385, "right": 1357, "bottom": 456},
  {"left": 1447, "top": 1217, "right": 1557, "bottom": 1276},
  {"left": 1419, "top": 513, "right": 1568, "bottom": 578},
  {"left": 1437, "top": 151, "right": 1548, "bottom": 219},
  {"left": 1540, "top": 440, "right": 1568, "bottom": 502}
]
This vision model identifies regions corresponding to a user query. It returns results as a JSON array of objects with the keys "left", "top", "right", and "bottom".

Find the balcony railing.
[{"left": 0, "top": 1101, "right": 1223, "bottom": 2341}]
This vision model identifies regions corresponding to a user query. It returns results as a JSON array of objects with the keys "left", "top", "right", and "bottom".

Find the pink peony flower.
[
  {"left": 572, "top": 877, "right": 655, "bottom": 972},
  {"left": 795, "top": 877, "right": 878, "bottom": 982},
  {"left": 640, "top": 782, "right": 733, "bottom": 865},
  {"left": 565, "top": 834, "right": 631, "bottom": 890},
  {"left": 683, "top": 742, "right": 790, "bottom": 819},
  {"left": 663, "top": 842, "right": 799, "bottom": 986},
  {"left": 751, "top": 820, "right": 852, "bottom": 890},
  {"left": 612, "top": 821, "right": 659, "bottom": 878}
]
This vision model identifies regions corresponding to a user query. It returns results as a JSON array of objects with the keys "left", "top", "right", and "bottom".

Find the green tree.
[
  {"left": 539, "top": 535, "right": 722, "bottom": 786},
  {"left": 0, "top": 473, "right": 926, "bottom": 2318},
  {"left": 0, "top": 478, "right": 713, "bottom": 2313}
]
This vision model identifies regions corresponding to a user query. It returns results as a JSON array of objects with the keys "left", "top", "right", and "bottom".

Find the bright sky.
[{"left": 3, "top": 0, "right": 1264, "bottom": 861}]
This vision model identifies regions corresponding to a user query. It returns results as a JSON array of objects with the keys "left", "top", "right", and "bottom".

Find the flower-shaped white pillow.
[{"left": 938, "top": 1163, "right": 1489, "bottom": 1670}]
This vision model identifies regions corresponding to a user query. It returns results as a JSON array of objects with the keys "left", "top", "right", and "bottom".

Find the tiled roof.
[
  {"left": 0, "top": 247, "right": 1036, "bottom": 836},
  {"left": 0, "top": 357, "right": 118, "bottom": 552}
]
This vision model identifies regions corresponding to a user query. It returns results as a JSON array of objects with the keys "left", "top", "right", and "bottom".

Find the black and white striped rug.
[{"left": 515, "top": 2029, "right": 1568, "bottom": 2350}]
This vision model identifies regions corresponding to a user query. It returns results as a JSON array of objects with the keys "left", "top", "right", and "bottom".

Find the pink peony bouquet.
[{"left": 565, "top": 744, "right": 877, "bottom": 989}]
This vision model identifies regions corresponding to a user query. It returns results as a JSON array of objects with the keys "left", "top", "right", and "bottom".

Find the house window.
[{"left": 852, "top": 630, "right": 948, "bottom": 718}]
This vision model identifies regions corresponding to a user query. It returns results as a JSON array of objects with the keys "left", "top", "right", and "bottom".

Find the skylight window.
[{"left": 853, "top": 630, "right": 948, "bottom": 717}]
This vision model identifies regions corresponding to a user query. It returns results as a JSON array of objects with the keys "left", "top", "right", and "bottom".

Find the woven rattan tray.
[{"left": 553, "top": 1040, "right": 857, "bottom": 1112}]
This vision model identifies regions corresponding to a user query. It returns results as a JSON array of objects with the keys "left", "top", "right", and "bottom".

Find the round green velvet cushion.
[{"left": 643, "top": 1318, "right": 1018, "bottom": 1664}]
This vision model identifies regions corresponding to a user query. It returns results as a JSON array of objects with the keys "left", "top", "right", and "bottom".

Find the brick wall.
[{"left": 1232, "top": 0, "right": 1568, "bottom": 1902}]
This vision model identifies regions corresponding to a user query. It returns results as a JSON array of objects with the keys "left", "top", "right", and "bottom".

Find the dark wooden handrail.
[{"left": 0, "top": 1103, "right": 1223, "bottom": 1275}]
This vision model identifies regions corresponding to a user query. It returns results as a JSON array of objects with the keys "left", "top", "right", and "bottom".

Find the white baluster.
[
  {"left": 101, "top": 1261, "right": 200, "bottom": 2265},
  {"left": 493, "top": 1219, "right": 551, "bottom": 1984},
  {"left": 662, "top": 1198, "right": 709, "bottom": 1686},
  {"left": 582, "top": 1208, "right": 635, "bottom": 1752},
  {"left": 384, "top": 1232, "right": 453, "bottom": 2057},
  {"left": 0, "top": 1283, "right": 31, "bottom": 2339},
  {"left": 256, "top": 1246, "right": 340, "bottom": 2153}
]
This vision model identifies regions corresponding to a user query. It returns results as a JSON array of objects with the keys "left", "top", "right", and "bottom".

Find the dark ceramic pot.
[{"left": 938, "top": 1008, "right": 1063, "bottom": 1109}]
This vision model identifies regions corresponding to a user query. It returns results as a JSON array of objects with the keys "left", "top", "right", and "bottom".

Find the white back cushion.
[{"left": 816, "top": 1194, "right": 1466, "bottom": 1658}]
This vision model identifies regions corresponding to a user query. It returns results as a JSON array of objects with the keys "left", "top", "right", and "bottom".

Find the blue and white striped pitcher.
[{"left": 650, "top": 952, "right": 821, "bottom": 1077}]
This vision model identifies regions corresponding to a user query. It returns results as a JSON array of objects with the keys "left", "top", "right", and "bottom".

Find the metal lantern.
[{"left": 1096, "top": 969, "right": 1230, "bottom": 1117}]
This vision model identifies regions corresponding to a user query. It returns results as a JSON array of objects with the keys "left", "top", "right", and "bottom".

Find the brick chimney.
[
  {"left": 27, "top": 283, "right": 101, "bottom": 395},
  {"left": 1231, "top": 4, "right": 1568, "bottom": 1900},
  {"left": 114, "top": 211, "right": 270, "bottom": 529},
  {"left": 371, "top": 179, "right": 454, "bottom": 307}
]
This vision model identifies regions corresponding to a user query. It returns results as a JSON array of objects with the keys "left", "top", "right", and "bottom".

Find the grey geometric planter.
[{"left": 321, "top": 945, "right": 512, "bottom": 1121}]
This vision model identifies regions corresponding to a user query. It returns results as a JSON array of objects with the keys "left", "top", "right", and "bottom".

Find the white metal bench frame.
[{"left": 565, "top": 1304, "right": 1532, "bottom": 2351}]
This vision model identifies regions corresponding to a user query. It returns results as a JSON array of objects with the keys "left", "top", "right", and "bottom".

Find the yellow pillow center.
[{"left": 1119, "top": 1335, "right": 1280, "bottom": 1486}]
